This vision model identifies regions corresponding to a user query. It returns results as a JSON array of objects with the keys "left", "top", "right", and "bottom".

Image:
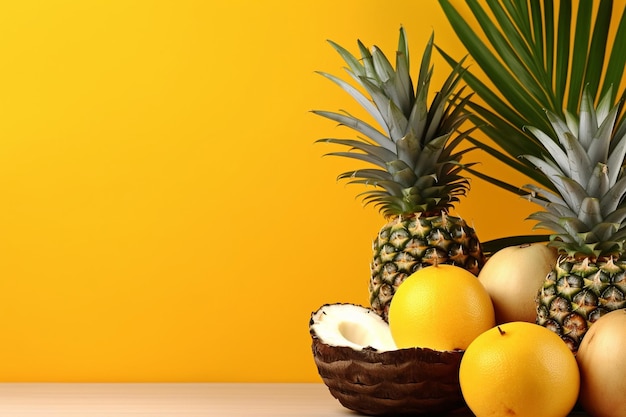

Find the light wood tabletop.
[
  {"left": 0, "top": 383, "right": 348, "bottom": 417},
  {"left": 0, "top": 382, "right": 591, "bottom": 416}
]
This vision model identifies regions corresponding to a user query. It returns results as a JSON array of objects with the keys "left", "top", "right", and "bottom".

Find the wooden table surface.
[{"left": 0, "top": 383, "right": 591, "bottom": 416}]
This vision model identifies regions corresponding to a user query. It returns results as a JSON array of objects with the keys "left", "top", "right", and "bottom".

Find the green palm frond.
[{"left": 438, "top": 0, "right": 626, "bottom": 193}]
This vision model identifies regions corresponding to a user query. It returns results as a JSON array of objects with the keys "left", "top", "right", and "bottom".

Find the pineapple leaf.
[
  {"left": 578, "top": 89, "right": 599, "bottom": 149},
  {"left": 522, "top": 183, "right": 568, "bottom": 208},
  {"left": 605, "top": 207, "right": 626, "bottom": 226},
  {"left": 337, "top": 169, "right": 391, "bottom": 182},
  {"left": 559, "top": 216, "right": 593, "bottom": 237},
  {"left": 415, "top": 133, "right": 449, "bottom": 177},
  {"left": 395, "top": 132, "right": 421, "bottom": 170},
  {"left": 578, "top": 197, "right": 604, "bottom": 229},
  {"left": 607, "top": 130, "right": 626, "bottom": 186},
  {"left": 424, "top": 62, "right": 466, "bottom": 141},
  {"left": 315, "top": 71, "right": 388, "bottom": 135},
  {"left": 587, "top": 105, "right": 620, "bottom": 166},
  {"left": 323, "top": 151, "right": 386, "bottom": 169},
  {"left": 371, "top": 45, "right": 395, "bottom": 84},
  {"left": 315, "top": 28, "right": 476, "bottom": 217},
  {"left": 600, "top": 175, "right": 626, "bottom": 214},
  {"left": 386, "top": 99, "right": 409, "bottom": 141},
  {"left": 407, "top": 87, "right": 429, "bottom": 141},
  {"left": 607, "top": 229, "right": 626, "bottom": 246},
  {"left": 414, "top": 174, "right": 437, "bottom": 189},
  {"left": 596, "top": 86, "right": 614, "bottom": 125},
  {"left": 387, "top": 160, "right": 418, "bottom": 188},
  {"left": 326, "top": 40, "right": 366, "bottom": 79},
  {"left": 561, "top": 131, "right": 592, "bottom": 186},
  {"left": 315, "top": 138, "right": 397, "bottom": 162},
  {"left": 559, "top": 176, "right": 591, "bottom": 213},
  {"left": 522, "top": 155, "right": 566, "bottom": 188},
  {"left": 397, "top": 26, "right": 410, "bottom": 69},
  {"left": 311, "top": 110, "right": 394, "bottom": 152},
  {"left": 523, "top": 125, "right": 568, "bottom": 173},
  {"left": 591, "top": 222, "right": 621, "bottom": 243},
  {"left": 395, "top": 28, "right": 413, "bottom": 110},
  {"left": 530, "top": 219, "right": 569, "bottom": 236},
  {"left": 357, "top": 40, "right": 378, "bottom": 83},
  {"left": 416, "top": 33, "right": 434, "bottom": 97},
  {"left": 393, "top": 54, "right": 413, "bottom": 115},
  {"left": 544, "top": 202, "right": 579, "bottom": 219},
  {"left": 585, "top": 163, "right": 610, "bottom": 199},
  {"left": 359, "top": 76, "right": 406, "bottom": 140},
  {"left": 528, "top": 211, "right": 562, "bottom": 228},
  {"left": 356, "top": 180, "right": 403, "bottom": 197}
]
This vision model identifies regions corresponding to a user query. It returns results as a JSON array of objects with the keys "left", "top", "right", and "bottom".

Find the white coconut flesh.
[{"left": 310, "top": 304, "right": 397, "bottom": 352}]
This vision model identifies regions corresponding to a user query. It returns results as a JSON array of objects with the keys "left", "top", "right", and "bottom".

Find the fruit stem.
[{"left": 497, "top": 326, "right": 506, "bottom": 336}]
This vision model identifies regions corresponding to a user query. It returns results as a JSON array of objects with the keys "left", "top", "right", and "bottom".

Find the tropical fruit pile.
[{"left": 309, "top": 2, "right": 626, "bottom": 416}]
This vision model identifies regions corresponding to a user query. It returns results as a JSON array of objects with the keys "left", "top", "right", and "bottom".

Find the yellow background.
[{"left": 0, "top": 0, "right": 613, "bottom": 382}]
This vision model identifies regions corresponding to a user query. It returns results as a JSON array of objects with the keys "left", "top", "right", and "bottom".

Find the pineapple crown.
[
  {"left": 312, "top": 27, "right": 476, "bottom": 218},
  {"left": 523, "top": 87, "right": 626, "bottom": 258}
]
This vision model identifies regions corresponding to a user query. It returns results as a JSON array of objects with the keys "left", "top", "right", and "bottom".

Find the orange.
[
  {"left": 460, "top": 322, "right": 580, "bottom": 417},
  {"left": 387, "top": 264, "right": 495, "bottom": 351}
]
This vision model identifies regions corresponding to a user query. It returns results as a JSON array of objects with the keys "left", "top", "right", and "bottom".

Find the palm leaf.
[
  {"left": 567, "top": 0, "right": 593, "bottom": 110},
  {"left": 481, "top": 234, "right": 551, "bottom": 256},
  {"left": 602, "top": 8, "right": 626, "bottom": 101},
  {"left": 438, "top": 0, "right": 626, "bottom": 193},
  {"left": 583, "top": 0, "right": 613, "bottom": 100}
]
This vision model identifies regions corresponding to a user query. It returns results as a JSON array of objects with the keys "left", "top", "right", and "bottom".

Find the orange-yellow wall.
[{"left": 0, "top": 0, "right": 617, "bottom": 382}]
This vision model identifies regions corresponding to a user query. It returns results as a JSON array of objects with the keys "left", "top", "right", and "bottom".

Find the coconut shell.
[{"left": 311, "top": 335, "right": 469, "bottom": 416}]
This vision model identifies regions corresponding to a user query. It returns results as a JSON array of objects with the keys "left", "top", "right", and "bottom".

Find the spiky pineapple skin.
[
  {"left": 369, "top": 212, "right": 485, "bottom": 321},
  {"left": 536, "top": 256, "right": 626, "bottom": 352}
]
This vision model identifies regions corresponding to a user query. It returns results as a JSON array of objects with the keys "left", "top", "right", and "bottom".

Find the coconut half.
[
  {"left": 310, "top": 303, "right": 468, "bottom": 416},
  {"left": 309, "top": 303, "right": 397, "bottom": 352}
]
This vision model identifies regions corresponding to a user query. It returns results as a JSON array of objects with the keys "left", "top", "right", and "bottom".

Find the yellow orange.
[
  {"left": 460, "top": 322, "right": 580, "bottom": 417},
  {"left": 388, "top": 264, "right": 495, "bottom": 351}
]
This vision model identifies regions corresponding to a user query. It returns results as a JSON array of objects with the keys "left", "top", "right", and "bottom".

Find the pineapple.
[
  {"left": 439, "top": 0, "right": 626, "bottom": 351},
  {"left": 523, "top": 87, "right": 626, "bottom": 352},
  {"left": 313, "top": 28, "right": 485, "bottom": 320}
]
